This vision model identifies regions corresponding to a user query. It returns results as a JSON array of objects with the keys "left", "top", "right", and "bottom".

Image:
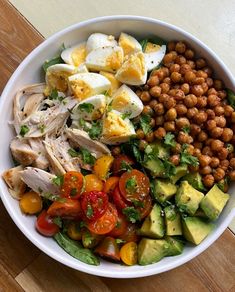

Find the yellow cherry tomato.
[
  {"left": 93, "top": 155, "right": 114, "bottom": 180},
  {"left": 85, "top": 174, "right": 104, "bottom": 192},
  {"left": 67, "top": 222, "right": 82, "bottom": 241},
  {"left": 103, "top": 176, "right": 119, "bottom": 194},
  {"left": 19, "top": 191, "right": 42, "bottom": 215},
  {"left": 120, "top": 241, "right": 138, "bottom": 266}
]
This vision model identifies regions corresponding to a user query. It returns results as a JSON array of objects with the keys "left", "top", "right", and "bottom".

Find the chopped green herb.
[
  {"left": 164, "top": 132, "right": 176, "bottom": 148},
  {"left": 162, "top": 160, "right": 176, "bottom": 177},
  {"left": 122, "top": 207, "right": 141, "bottom": 223},
  {"left": 79, "top": 221, "right": 87, "bottom": 228},
  {"left": 38, "top": 124, "right": 46, "bottom": 133},
  {"left": 120, "top": 160, "right": 132, "bottom": 172},
  {"left": 70, "top": 188, "right": 78, "bottom": 197},
  {"left": 125, "top": 177, "right": 137, "bottom": 194},
  {"left": 115, "top": 221, "right": 121, "bottom": 228},
  {"left": 80, "top": 169, "right": 91, "bottom": 176},
  {"left": 121, "top": 111, "right": 132, "bottom": 120},
  {"left": 80, "top": 148, "right": 96, "bottom": 165},
  {"left": 49, "top": 88, "right": 59, "bottom": 100},
  {"left": 132, "top": 199, "right": 144, "bottom": 208},
  {"left": 44, "top": 193, "right": 66, "bottom": 202},
  {"left": 182, "top": 126, "right": 190, "bottom": 134},
  {"left": 20, "top": 125, "right": 29, "bottom": 137},
  {"left": 53, "top": 216, "right": 62, "bottom": 228},
  {"left": 88, "top": 121, "right": 102, "bottom": 139},
  {"left": 68, "top": 148, "right": 79, "bottom": 158},
  {"left": 52, "top": 175, "right": 64, "bottom": 187},
  {"left": 43, "top": 56, "right": 64, "bottom": 72},
  {"left": 86, "top": 204, "right": 93, "bottom": 219},
  {"left": 116, "top": 239, "right": 126, "bottom": 244},
  {"left": 140, "top": 115, "right": 151, "bottom": 135},
  {"left": 78, "top": 103, "right": 95, "bottom": 113},
  {"left": 180, "top": 144, "right": 199, "bottom": 167}
]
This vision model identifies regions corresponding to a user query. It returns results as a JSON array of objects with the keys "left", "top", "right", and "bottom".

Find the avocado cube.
[
  {"left": 170, "top": 165, "right": 188, "bottom": 184},
  {"left": 182, "top": 172, "right": 206, "bottom": 192},
  {"left": 150, "top": 141, "right": 169, "bottom": 160},
  {"left": 176, "top": 181, "right": 204, "bottom": 215},
  {"left": 182, "top": 217, "right": 214, "bottom": 245},
  {"left": 138, "top": 238, "right": 169, "bottom": 265},
  {"left": 164, "top": 205, "right": 182, "bottom": 236},
  {"left": 200, "top": 184, "right": 230, "bottom": 221},
  {"left": 140, "top": 204, "right": 165, "bottom": 238},
  {"left": 153, "top": 179, "right": 177, "bottom": 203},
  {"left": 144, "top": 157, "right": 166, "bottom": 177},
  {"left": 165, "top": 236, "right": 184, "bottom": 256}
]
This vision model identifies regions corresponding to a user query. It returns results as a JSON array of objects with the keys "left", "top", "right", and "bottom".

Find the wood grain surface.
[{"left": 0, "top": 0, "right": 235, "bottom": 291}]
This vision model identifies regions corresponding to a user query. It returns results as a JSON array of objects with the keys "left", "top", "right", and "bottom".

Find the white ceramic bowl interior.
[{"left": 0, "top": 16, "right": 235, "bottom": 278}]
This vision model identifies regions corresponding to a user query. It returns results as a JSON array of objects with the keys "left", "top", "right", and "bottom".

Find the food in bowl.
[{"left": 2, "top": 31, "right": 235, "bottom": 267}]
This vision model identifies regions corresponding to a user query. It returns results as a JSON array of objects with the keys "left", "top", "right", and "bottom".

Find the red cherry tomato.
[
  {"left": 137, "top": 195, "right": 152, "bottom": 219},
  {"left": 112, "top": 154, "right": 134, "bottom": 176},
  {"left": 95, "top": 236, "right": 120, "bottom": 261},
  {"left": 47, "top": 198, "right": 82, "bottom": 219},
  {"left": 61, "top": 171, "right": 84, "bottom": 199},
  {"left": 108, "top": 213, "right": 128, "bottom": 237},
  {"left": 118, "top": 223, "right": 139, "bottom": 243},
  {"left": 80, "top": 191, "right": 109, "bottom": 222},
  {"left": 113, "top": 186, "right": 130, "bottom": 210},
  {"left": 35, "top": 210, "right": 59, "bottom": 237},
  {"left": 87, "top": 203, "right": 118, "bottom": 235},
  {"left": 119, "top": 169, "right": 150, "bottom": 202}
]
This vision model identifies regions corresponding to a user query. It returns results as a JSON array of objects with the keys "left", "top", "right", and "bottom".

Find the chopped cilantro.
[
  {"left": 120, "top": 160, "right": 132, "bottom": 172},
  {"left": 88, "top": 120, "right": 102, "bottom": 139},
  {"left": 132, "top": 199, "right": 144, "bottom": 208},
  {"left": 122, "top": 207, "right": 141, "bottom": 223},
  {"left": 125, "top": 177, "right": 137, "bottom": 194},
  {"left": 80, "top": 148, "right": 96, "bottom": 165},
  {"left": 79, "top": 221, "right": 86, "bottom": 228},
  {"left": 43, "top": 56, "right": 64, "bottom": 72},
  {"left": 68, "top": 148, "right": 79, "bottom": 158},
  {"left": 180, "top": 144, "right": 199, "bottom": 167},
  {"left": 44, "top": 193, "right": 65, "bottom": 202},
  {"left": 182, "top": 126, "right": 190, "bottom": 134},
  {"left": 53, "top": 217, "right": 62, "bottom": 228},
  {"left": 70, "top": 188, "right": 78, "bottom": 197},
  {"left": 78, "top": 103, "right": 94, "bottom": 113},
  {"left": 52, "top": 175, "right": 64, "bottom": 187},
  {"left": 162, "top": 160, "right": 176, "bottom": 178},
  {"left": 86, "top": 204, "right": 93, "bottom": 219},
  {"left": 20, "top": 125, "right": 30, "bottom": 137},
  {"left": 164, "top": 133, "right": 176, "bottom": 148},
  {"left": 49, "top": 88, "right": 59, "bottom": 100},
  {"left": 121, "top": 111, "right": 132, "bottom": 120},
  {"left": 116, "top": 239, "right": 126, "bottom": 244},
  {"left": 115, "top": 221, "right": 121, "bottom": 228},
  {"left": 140, "top": 115, "right": 151, "bottom": 135}
]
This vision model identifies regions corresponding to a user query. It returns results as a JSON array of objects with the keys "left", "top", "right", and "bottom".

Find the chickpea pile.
[{"left": 127, "top": 41, "right": 235, "bottom": 190}]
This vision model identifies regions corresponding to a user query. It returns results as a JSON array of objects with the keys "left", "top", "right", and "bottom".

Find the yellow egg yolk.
[
  {"left": 106, "top": 50, "right": 123, "bottom": 72},
  {"left": 119, "top": 36, "right": 136, "bottom": 56},
  {"left": 69, "top": 80, "right": 92, "bottom": 100},
  {"left": 46, "top": 70, "right": 72, "bottom": 93},
  {"left": 102, "top": 112, "right": 130, "bottom": 138},
  {"left": 112, "top": 91, "right": 130, "bottom": 111},
  {"left": 118, "top": 52, "right": 145, "bottom": 80},
  {"left": 71, "top": 44, "right": 87, "bottom": 66},
  {"left": 99, "top": 71, "right": 121, "bottom": 95},
  {"left": 145, "top": 42, "right": 161, "bottom": 53}
]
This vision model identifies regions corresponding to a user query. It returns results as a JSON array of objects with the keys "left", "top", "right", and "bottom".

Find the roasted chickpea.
[
  {"left": 187, "top": 60, "right": 196, "bottom": 69},
  {"left": 154, "top": 103, "right": 165, "bottom": 115},
  {"left": 224, "top": 105, "right": 234, "bottom": 117},
  {"left": 206, "top": 119, "right": 217, "bottom": 131},
  {"left": 183, "top": 94, "right": 197, "bottom": 108},
  {"left": 191, "top": 85, "right": 204, "bottom": 97},
  {"left": 164, "top": 121, "right": 176, "bottom": 132},
  {"left": 171, "top": 143, "right": 182, "bottom": 154},
  {"left": 145, "top": 132, "right": 155, "bottom": 143},
  {"left": 221, "top": 128, "right": 233, "bottom": 142},
  {"left": 210, "top": 127, "right": 223, "bottom": 138},
  {"left": 140, "top": 91, "right": 151, "bottom": 102},
  {"left": 220, "top": 159, "right": 229, "bottom": 171},
  {"left": 201, "top": 82, "right": 209, "bottom": 94},
  {"left": 207, "top": 94, "right": 220, "bottom": 107},
  {"left": 211, "top": 139, "right": 224, "bottom": 152},
  {"left": 206, "top": 109, "right": 216, "bottom": 120},
  {"left": 139, "top": 140, "right": 148, "bottom": 151},
  {"left": 163, "top": 97, "right": 176, "bottom": 109},
  {"left": 205, "top": 138, "right": 213, "bottom": 146},
  {"left": 175, "top": 104, "right": 188, "bottom": 116},
  {"left": 206, "top": 77, "right": 213, "bottom": 88},
  {"left": 229, "top": 170, "right": 235, "bottom": 181},
  {"left": 150, "top": 86, "right": 162, "bottom": 98},
  {"left": 193, "top": 142, "right": 203, "bottom": 150},
  {"left": 143, "top": 84, "right": 150, "bottom": 91},
  {"left": 184, "top": 49, "right": 194, "bottom": 59},
  {"left": 202, "top": 174, "right": 215, "bottom": 188},
  {"left": 213, "top": 167, "right": 225, "bottom": 182},
  {"left": 200, "top": 166, "right": 212, "bottom": 175},
  {"left": 199, "top": 155, "right": 211, "bottom": 167},
  {"left": 193, "top": 148, "right": 201, "bottom": 157},
  {"left": 155, "top": 115, "right": 165, "bottom": 126},
  {"left": 231, "top": 112, "right": 235, "bottom": 123},
  {"left": 170, "top": 154, "right": 180, "bottom": 166},
  {"left": 203, "top": 66, "right": 213, "bottom": 77},
  {"left": 229, "top": 158, "right": 235, "bottom": 169},
  {"left": 147, "top": 75, "right": 160, "bottom": 87},
  {"left": 154, "top": 127, "right": 166, "bottom": 140},
  {"left": 196, "top": 96, "right": 207, "bottom": 108},
  {"left": 176, "top": 117, "right": 190, "bottom": 130},
  {"left": 214, "top": 116, "right": 226, "bottom": 128},
  {"left": 196, "top": 58, "right": 206, "bottom": 69},
  {"left": 150, "top": 118, "right": 156, "bottom": 128},
  {"left": 190, "top": 124, "right": 201, "bottom": 137},
  {"left": 155, "top": 69, "right": 165, "bottom": 81},
  {"left": 181, "top": 83, "right": 190, "bottom": 94},
  {"left": 217, "top": 90, "right": 227, "bottom": 100},
  {"left": 210, "top": 157, "right": 220, "bottom": 168},
  {"left": 111, "top": 146, "right": 121, "bottom": 156},
  {"left": 177, "top": 131, "right": 193, "bottom": 144},
  {"left": 184, "top": 71, "right": 196, "bottom": 83},
  {"left": 165, "top": 108, "right": 177, "bottom": 121},
  {"left": 217, "top": 147, "right": 228, "bottom": 160},
  {"left": 167, "top": 41, "right": 176, "bottom": 51},
  {"left": 214, "top": 79, "right": 223, "bottom": 91},
  {"left": 163, "top": 52, "right": 175, "bottom": 64},
  {"left": 174, "top": 89, "right": 185, "bottom": 101},
  {"left": 202, "top": 146, "right": 213, "bottom": 156},
  {"left": 180, "top": 64, "right": 191, "bottom": 75},
  {"left": 142, "top": 105, "right": 154, "bottom": 116},
  {"left": 161, "top": 67, "right": 170, "bottom": 78},
  {"left": 136, "top": 129, "right": 145, "bottom": 139},
  {"left": 187, "top": 107, "right": 198, "bottom": 119},
  {"left": 214, "top": 105, "right": 224, "bottom": 116},
  {"left": 163, "top": 77, "right": 171, "bottom": 85},
  {"left": 207, "top": 88, "right": 218, "bottom": 96},
  {"left": 171, "top": 72, "right": 182, "bottom": 83},
  {"left": 160, "top": 82, "right": 170, "bottom": 93},
  {"left": 194, "top": 111, "right": 208, "bottom": 125},
  {"left": 175, "top": 41, "right": 186, "bottom": 54},
  {"left": 196, "top": 70, "right": 208, "bottom": 78},
  {"left": 170, "top": 63, "right": 180, "bottom": 73},
  {"left": 193, "top": 77, "right": 205, "bottom": 85},
  {"left": 187, "top": 144, "right": 195, "bottom": 155},
  {"left": 197, "top": 131, "right": 208, "bottom": 142}
]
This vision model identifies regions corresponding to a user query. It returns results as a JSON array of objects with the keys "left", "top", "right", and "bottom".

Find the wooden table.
[{"left": 0, "top": 1, "right": 235, "bottom": 291}]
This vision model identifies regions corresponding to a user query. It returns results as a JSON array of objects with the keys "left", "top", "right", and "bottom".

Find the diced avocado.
[
  {"left": 164, "top": 205, "right": 182, "bottom": 236},
  {"left": 153, "top": 179, "right": 177, "bottom": 203},
  {"left": 138, "top": 238, "right": 169, "bottom": 265},
  {"left": 150, "top": 141, "right": 169, "bottom": 160},
  {"left": 182, "top": 217, "right": 214, "bottom": 245},
  {"left": 182, "top": 172, "right": 206, "bottom": 192},
  {"left": 200, "top": 184, "right": 230, "bottom": 221},
  {"left": 176, "top": 181, "right": 204, "bottom": 215},
  {"left": 140, "top": 204, "right": 165, "bottom": 238},
  {"left": 82, "top": 229, "right": 103, "bottom": 248},
  {"left": 144, "top": 157, "right": 166, "bottom": 177},
  {"left": 165, "top": 236, "right": 184, "bottom": 256},
  {"left": 170, "top": 165, "right": 188, "bottom": 184}
]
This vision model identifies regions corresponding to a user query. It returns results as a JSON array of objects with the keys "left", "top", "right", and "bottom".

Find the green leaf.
[
  {"left": 86, "top": 204, "right": 93, "bottom": 219},
  {"left": 43, "top": 193, "right": 66, "bottom": 203},
  {"left": 121, "top": 111, "right": 132, "bottom": 120},
  {"left": 88, "top": 120, "right": 102, "bottom": 139},
  {"left": 78, "top": 103, "right": 95, "bottom": 113},
  {"left": 53, "top": 217, "right": 63, "bottom": 228},
  {"left": 43, "top": 56, "right": 64, "bottom": 72},
  {"left": 116, "top": 239, "right": 126, "bottom": 244},
  {"left": 68, "top": 148, "right": 79, "bottom": 158},
  {"left": 182, "top": 126, "right": 190, "bottom": 134},
  {"left": 164, "top": 133, "right": 176, "bottom": 148},
  {"left": 80, "top": 148, "right": 96, "bottom": 165},
  {"left": 140, "top": 39, "right": 149, "bottom": 51},
  {"left": 52, "top": 175, "right": 64, "bottom": 187},
  {"left": 226, "top": 88, "right": 235, "bottom": 109},
  {"left": 125, "top": 177, "right": 137, "bottom": 194},
  {"left": 20, "top": 125, "right": 30, "bottom": 137},
  {"left": 148, "top": 36, "right": 167, "bottom": 46},
  {"left": 140, "top": 115, "right": 152, "bottom": 135},
  {"left": 122, "top": 207, "right": 141, "bottom": 223},
  {"left": 162, "top": 160, "right": 176, "bottom": 178},
  {"left": 120, "top": 160, "right": 132, "bottom": 172},
  {"left": 131, "top": 199, "right": 144, "bottom": 208},
  {"left": 49, "top": 88, "right": 59, "bottom": 100},
  {"left": 38, "top": 124, "right": 46, "bottom": 133},
  {"left": 180, "top": 144, "right": 199, "bottom": 167}
]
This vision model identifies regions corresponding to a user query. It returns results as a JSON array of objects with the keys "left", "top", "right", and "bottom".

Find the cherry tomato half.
[
  {"left": 95, "top": 236, "right": 120, "bottom": 261},
  {"left": 80, "top": 191, "right": 108, "bottom": 222},
  {"left": 87, "top": 203, "right": 118, "bottom": 235},
  {"left": 112, "top": 154, "right": 134, "bottom": 176},
  {"left": 61, "top": 171, "right": 84, "bottom": 199},
  {"left": 118, "top": 223, "right": 139, "bottom": 243},
  {"left": 47, "top": 198, "right": 82, "bottom": 218},
  {"left": 113, "top": 186, "right": 130, "bottom": 210},
  {"left": 120, "top": 242, "right": 137, "bottom": 266},
  {"left": 35, "top": 210, "right": 59, "bottom": 237},
  {"left": 119, "top": 169, "right": 150, "bottom": 202},
  {"left": 137, "top": 195, "right": 152, "bottom": 219},
  {"left": 108, "top": 213, "right": 128, "bottom": 238},
  {"left": 103, "top": 176, "right": 119, "bottom": 195}
]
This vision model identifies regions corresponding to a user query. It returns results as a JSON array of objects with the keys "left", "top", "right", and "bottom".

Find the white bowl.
[{"left": 0, "top": 15, "right": 235, "bottom": 278}]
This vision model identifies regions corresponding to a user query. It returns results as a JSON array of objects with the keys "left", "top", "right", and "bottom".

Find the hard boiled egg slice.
[
  {"left": 77, "top": 63, "right": 89, "bottom": 73},
  {"left": 45, "top": 64, "right": 78, "bottom": 94},
  {"left": 119, "top": 32, "right": 142, "bottom": 56},
  {"left": 115, "top": 52, "right": 147, "bottom": 85},
  {"left": 68, "top": 73, "right": 111, "bottom": 100},
  {"left": 144, "top": 42, "right": 166, "bottom": 72},
  {"left": 111, "top": 84, "right": 143, "bottom": 119},
  {"left": 101, "top": 110, "right": 136, "bottom": 145},
  {"left": 85, "top": 46, "right": 124, "bottom": 73},
  {"left": 61, "top": 42, "right": 86, "bottom": 67},
  {"left": 86, "top": 33, "right": 117, "bottom": 53},
  {"left": 99, "top": 71, "right": 121, "bottom": 95},
  {"left": 71, "top": 94, "right": 106, "bottom": 121}
]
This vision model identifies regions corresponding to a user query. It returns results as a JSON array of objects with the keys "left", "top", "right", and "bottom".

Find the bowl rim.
[{"left": 0, "top": 15, "right": 235, "bottom": 278}]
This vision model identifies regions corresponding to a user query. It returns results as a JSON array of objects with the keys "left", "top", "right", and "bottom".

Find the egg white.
[
  {"left": 144, "top": 43, "right": 166, "bottom": 72},
  {"left": 86, "top": 33, "right": 117, "bottom": 53},
  {"left": 61, "top": 42, "right": 86, "bottom": 66},
  {"left": 119, "top": 32, "right": 142, "bottom": 56}
]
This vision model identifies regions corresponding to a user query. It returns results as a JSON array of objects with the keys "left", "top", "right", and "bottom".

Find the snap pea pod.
[{"left": 54, "top": 232, "right": 100, "bottom": 266}]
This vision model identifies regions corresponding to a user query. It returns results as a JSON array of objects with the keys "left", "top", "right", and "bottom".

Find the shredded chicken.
[
  {"left": 10, "top": 138, "right": 38, "bottom": 166},
  {"left": 28, "top": 138, "right": 49, "bottom": 169}
]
